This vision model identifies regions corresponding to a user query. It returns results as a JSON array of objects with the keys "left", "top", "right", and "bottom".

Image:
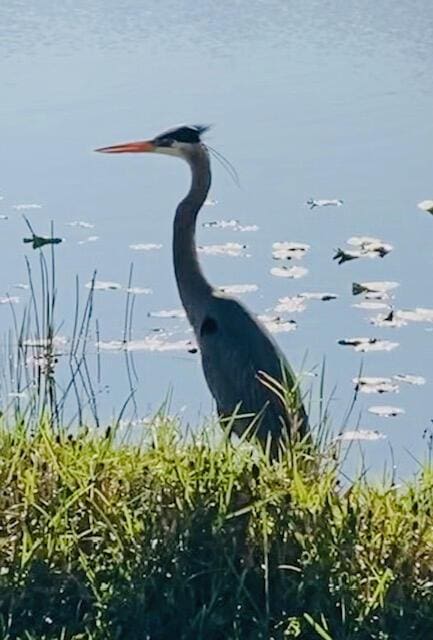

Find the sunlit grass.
[{"left": 1, "top": 418, "right": 433, "bottom": 639}]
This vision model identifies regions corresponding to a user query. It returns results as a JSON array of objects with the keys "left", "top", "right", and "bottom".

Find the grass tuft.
[{"left": 0, "top": 420, "right": 433, "bottom": 639}]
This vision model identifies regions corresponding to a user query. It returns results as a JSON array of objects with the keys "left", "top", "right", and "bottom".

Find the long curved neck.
[{"left": 173, "top": 146, "right": 213, "bottom": 331}]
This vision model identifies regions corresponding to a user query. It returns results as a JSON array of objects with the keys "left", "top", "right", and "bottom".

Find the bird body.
[
  {"left": 96, "top": 125, "right": 308, "bottom": 455},
  {"left": 198, "top": 291, "right": 308, "bottom": 447}
]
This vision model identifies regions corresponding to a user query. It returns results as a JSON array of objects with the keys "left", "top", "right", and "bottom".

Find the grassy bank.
[{"left": 0, "top": 420, "right": 432, "bottom": 640}]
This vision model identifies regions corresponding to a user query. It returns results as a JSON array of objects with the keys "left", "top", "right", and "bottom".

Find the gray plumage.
[{"left": 96, "top": 125, "right": 309, "bottom": 457}]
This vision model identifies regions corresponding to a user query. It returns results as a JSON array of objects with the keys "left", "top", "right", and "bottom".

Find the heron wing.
[{"left": 198, "top": 294, "right": 307, "bottom": 443}]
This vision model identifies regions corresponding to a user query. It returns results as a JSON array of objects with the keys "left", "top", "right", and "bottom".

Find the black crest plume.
[{"left": 157, "top": 124, "right": 211, "bottom": 144}]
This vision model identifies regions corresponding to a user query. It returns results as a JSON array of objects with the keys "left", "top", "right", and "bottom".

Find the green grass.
[{"left": 1, "top": 419, "right": 433, "bottom": 640}]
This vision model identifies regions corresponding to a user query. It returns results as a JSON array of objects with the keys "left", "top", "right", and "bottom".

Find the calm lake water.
[{"left": 1, "top": 0, "right": 433, "bottom": 475}]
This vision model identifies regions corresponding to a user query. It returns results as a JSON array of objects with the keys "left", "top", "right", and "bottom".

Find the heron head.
[{"left": 95, "top": 124, "right": 210, "bottom": 160}]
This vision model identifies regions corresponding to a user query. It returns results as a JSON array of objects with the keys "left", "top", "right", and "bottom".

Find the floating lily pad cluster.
[
  {"left": 2, "top": 189, "right": 431, "bottom": 443},
  {"left": 334, "top": 236, "right": 393, "bottom": 264}
]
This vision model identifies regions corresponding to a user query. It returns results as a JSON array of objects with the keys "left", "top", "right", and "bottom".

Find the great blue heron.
[{"left": 96, "top": 125, "right": 309, "bottom": 457}]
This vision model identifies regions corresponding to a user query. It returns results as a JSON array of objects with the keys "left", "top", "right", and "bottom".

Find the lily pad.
[
  {"left": 275, "top": 297, "right": 307, "bottom": 313},
  {"left": 126, "top": 287, "right": 153, "bottom": 295},
  {"left": 368, "top": 405, "right": 405, "bottom": 418},
  {"left": 272, "top": 241, "right": 310, "bottom": 260},
  {"left": 198, "top": 242, "right": 248, "bottom": 257},
  {"left": 353, "top": 377, "right": 399, "bottom": 394},
  {"left": 270, "top": 266, "right": 308, "bottom": 279},
  {"left": 67, "top": 220, "right": 94, "bottom": 228},
  {"left": 258, "top": 315, "right": 297, "bottom": 333},
  {"left": 78, "top": 236, "right": 99, "bottom": 245},
  {"left": 370, "top": 310, "right": 407, "bottom": 328},
  {"left": 417, "top": 200, "right": 433, "bottom": 214},
  {"left": 337, "top": 430, "right": 386, "bottom": 442},
  {"left": 86, "top": 280, "right": 121, "bottom": 291},
  {"left": 338, "top": 337, "right": 399, "bottom": 352},
  {"left": 307, "top": 198, "right": 343, "bottom": 209},
  {"left": 23, "top": 235, "right": 63, "bottom": 250},
  {"left": 299, "top": 292, "right": 338, "bottom": 302},
  {"left": 393, "top": 374, "right": 426, "bottom": 386},
  {"left": 203, "top": 219, "right": 258, "bottom": 232},
  {"left": 148, "top": 309, "right": 186, "bottom": 319},
  {"left": 129, "top": 243, "right": 162, "bottom": 251},
  {"left": 395, "top": 308, "right": 433, "bottom": 323},
  {"left": 13, "top": 203, "right": 42, "bottom": 210},
  {"left": 98, "top": 336, "right": 195, "bottom": 352},
  {"left": 218, "top": 284, "right": 258, "bottom": 294},
  {"left": 353, "top": 281, "right": 399, "bottom": 296},
  {"left": 0, "top": 296, "right": 19, "bottom": 305}
]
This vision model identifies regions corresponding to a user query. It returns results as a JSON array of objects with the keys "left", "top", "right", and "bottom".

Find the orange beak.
[{"left": 95, "top": 140, "right": 156, "bottom": 154}]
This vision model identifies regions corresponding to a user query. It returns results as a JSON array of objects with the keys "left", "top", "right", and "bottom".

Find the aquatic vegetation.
[
  {"left": 368, "top": 405, "right": 405, "bottom": 417},
  {"left": 370, "top": 310, "right": 407, "bottom": 328},
  {"left": 333, "top": 248, "right": 363, "bottom": 264},
  {"left": 352, "top": 281, "right": 399, "bottom": 296},
  {"left": 338, "top": 337, "right": 399, "bottom": 353},
  {"left": 98, "top": 335, "right": 195, "bottom": 352},
  {"left": 23, "top": 234, "right": 63, "bottom": 249},
  {"left": 306, "top": 198, "right": 343, "bottom": 209},
  {"left": 299, "top": 291, "right": 338, "bottom": 301},
  {"left": 258, "top": 314, "right": 297, "bottom": 333},
  {"left": 203, "top": 218, "right": 239, "bottom": 229},
  {"left": 353, "top": 376, "right": 399, "bottom": 394},
  {"left": 334, "top": 238, "right": 393, "bottom": 264},
  {"left": 86, "top": 280, "right": 121, "bottom": 291},
  {"left": 417, "top": 199, "right": 433, "bottom": 214},
  {"left": 67, "top": 220, "right": 95, "bottom": 228},
  {"left": 148, "top": 308, "right": 186, "bottom": 319},
  {"left": 203, "top": 219, "right": 259, "bottom": 231},
  {"left": 23, "top": 335, "right": 68, "bottom": 349},
  {"left": 197, "top": 242, "right": 249, "bottom": 256},
  {"left": 129, "top": 242, "right": 163, "bottom": 251},
  {"left": 12, "top": 203, "right": 42, "bottom": 210},
  {"left": 0, "top": 295, "right": 19, "bottom": 305},
  {"left": 395, "top": 308, "right": 433, "bottom": 323},
  {"left": 218, "top": 283, "right": 258, "bottom": 294},
  {"left": 353, "top": 301, "right": 390, "bottom": 310},
  {"left": 393, "top": 373, "right": 426, "bottom": 386},
  {"left": 78, "top": 235, "right": 99, "bottom": 244},
  {"left": 125, "top": 286, "right": 153, "bottom": 295},
  {"left": 204, "top": 197, "right": 218, "bottom": 206},
  {"left": 12, "top": 283, "right": 29, "bottom": 290},
  {"left": 347, "top": 236, "right": 393, "bottom": 256},
  {"left": 235, "top": 223, "right": 259, "bottom": 232},
  {"left": 336, "top": 428, "right": 386, "bottom": 441},
  {"left": 270, "top": 265, "right": 308, "bottom": 279},
  {"left": 272, "top": 241, "right": 310, "bottom": 260},
  {"left": 275, "top": 296, "right": 307, "bottom": 313}
]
